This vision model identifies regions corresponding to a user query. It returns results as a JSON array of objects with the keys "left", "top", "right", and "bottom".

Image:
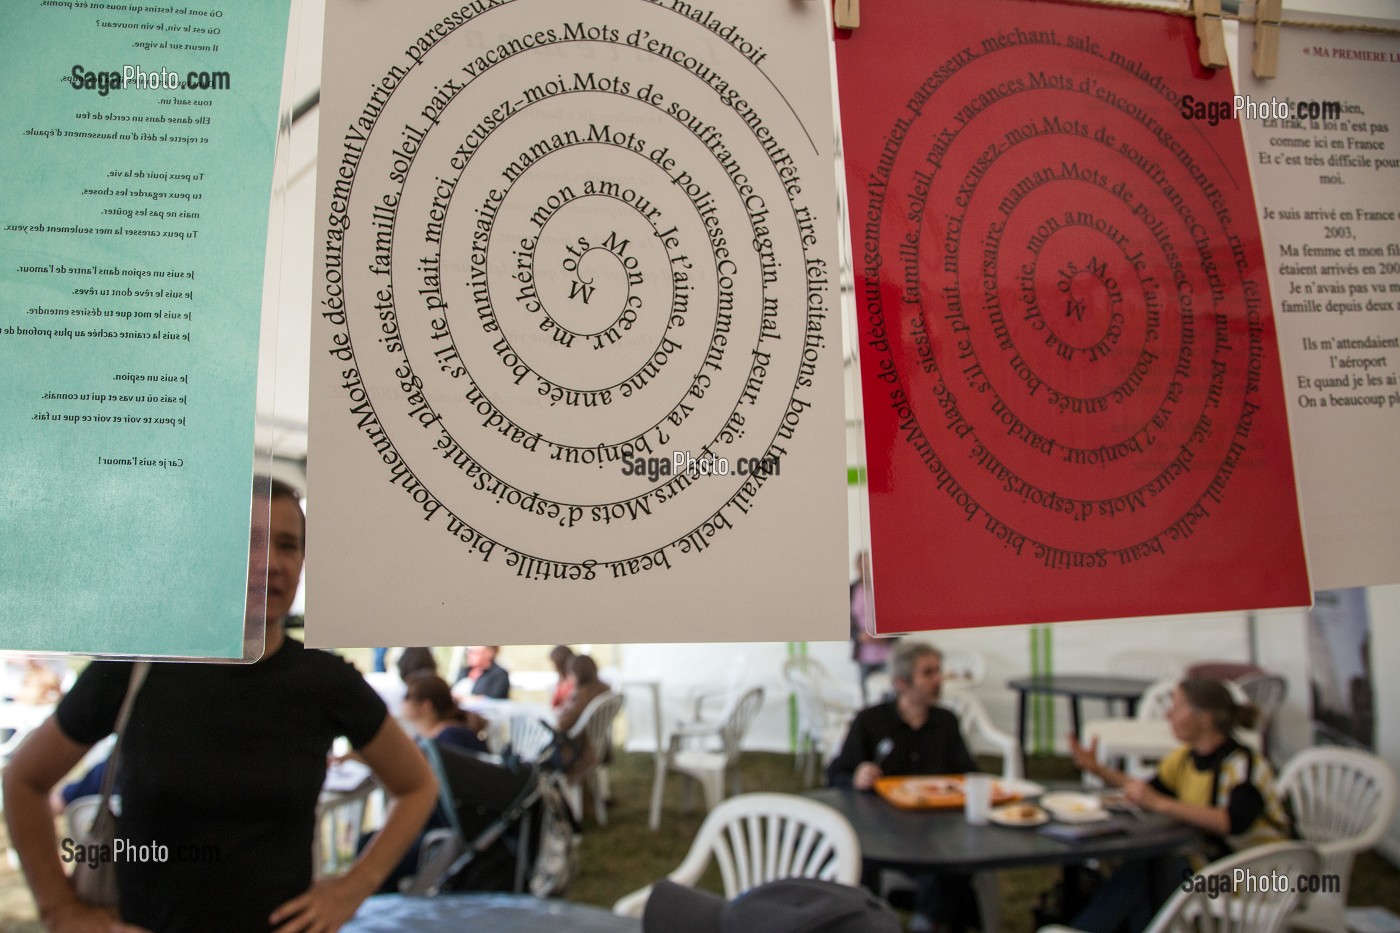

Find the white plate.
[
  {"left": 1040, "top": 792, "right": 1108, "bottom": 823},
  {"left": 996, "top": 778, "right": 1048, "bottom": 799},
  {"left": 989, "top": 803, "right": 1048, "bottom": 827}
]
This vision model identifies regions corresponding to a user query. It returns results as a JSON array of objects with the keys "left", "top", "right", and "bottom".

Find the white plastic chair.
[
  {"left": 616, "top": 792, "right": 861, "bottom": 917},
  {"left": 564, "top": 691, "right": 625, "bottom": 826},
  {"left": 1234, "top": 674, "right": 1286, "bottom": 756},
  {"left": 1137, "top": 677, "right": 1182, "bottom": 720},
  {"left": 782, "top": 658, "right": 858, "bottom": 786},
  {"left": 939, "top": 690, "right": 1023, "bottom": 781},
  {"left": 685, "top": 656, "right": 751, "bottom": 726},
  {"left": 1276, "top": 746, "right": 1398, "bottom": 932},
  {"left": 649, "top": 687, "right": 764, "bottom": 831},
  {"left": 506, "top": 713, "right": 557, "bottom": 763},
  {"left": 1039, "top": 841, "right": 1320, "bottom": 933}
]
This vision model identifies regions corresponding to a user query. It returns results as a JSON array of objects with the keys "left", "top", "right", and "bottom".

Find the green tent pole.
[{"left": 1030, "top": 627, "right": 1042, "bottom": 756}]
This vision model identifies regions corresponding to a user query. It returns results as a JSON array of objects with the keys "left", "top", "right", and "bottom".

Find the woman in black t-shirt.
[{"left": 3, "top": 480, "right": 438, "bottom": 933}]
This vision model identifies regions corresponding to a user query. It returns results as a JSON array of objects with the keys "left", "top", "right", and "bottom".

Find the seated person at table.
[
  {"left": 549, "top": 645, "right": 577, "bottom": 711},
  {"left": 829, "top": 640, "right": 975, "bottom": 787},
  {"left": 403, "top": 672, "right": 489, "bottom": 754},
  {"left": 1067, "top": 677, "right": 1289, "bottom": 933},
  {"left": 457, "top": 645, "right": 510, "bottom": 699},
  {"left": 828, "top": 640, "right": 977, "bottom": 933},
  {"left": 553, "top": 655, "right": 611, "bottom": 780}
]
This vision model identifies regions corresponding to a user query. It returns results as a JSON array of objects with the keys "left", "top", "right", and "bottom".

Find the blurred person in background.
[
  {"left": 403, "top": 672, "right": 488, "bottom": 754},
  {"left": 553, "top": 655, "right": 611, "bottom": 780},
  {"left": 548, "top": 645, "right": 576, "bottom": 711},
  {"left": 829, "top": 641, "right": 976, "bottom": 933},
  {"left": 457, "top": 645, "right": 509, "bottom": 699},
  {"left": 395, "top": 648, "right": 437, "bottom": 685},
  {"left": 849, "top": 551, "right": 895, "bottom": 703},
  {"left": 1067, "top": 678, "right": 1289, "bottom": 932}
]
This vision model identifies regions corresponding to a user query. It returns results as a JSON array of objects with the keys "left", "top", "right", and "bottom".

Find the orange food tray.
[{"left": 875, "top": 774, "right": 1021, "bottom": 810}]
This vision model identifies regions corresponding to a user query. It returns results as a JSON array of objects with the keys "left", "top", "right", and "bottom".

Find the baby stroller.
[{"left": 400, "top": 737, "right": 577, "bottom": 898}]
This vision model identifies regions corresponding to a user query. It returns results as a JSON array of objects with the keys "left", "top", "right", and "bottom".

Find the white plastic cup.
[{"left": 964, "top": 774, "right": 993, "bottom": 825}]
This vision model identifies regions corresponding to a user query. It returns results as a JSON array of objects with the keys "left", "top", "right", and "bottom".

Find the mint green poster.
[{"left": 0, "top": 1, "right": 290, "bottom": 657}]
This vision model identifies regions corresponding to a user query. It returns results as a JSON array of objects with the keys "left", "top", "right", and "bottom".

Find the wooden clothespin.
[
  {"left": 1194, "top": 0, "right": 1228, "bottom": 69},
  {"left": 1253, "top": 0, "right": 1283, "bottom": 78},
  {"left": 835, "top": 0, "right": 859, "bottom": 30}
]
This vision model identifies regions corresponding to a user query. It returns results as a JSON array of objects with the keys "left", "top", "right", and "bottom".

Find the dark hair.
[
  {"left": 268, "top": 477, "right": 301, "bottom": 502},
  {"left": 252, "top": 475, "right": 306, "bottom": 546},
  {"left": 397, "top": 647, "right": 438, "bottom": 683},
  {"left": 549, "top": 645, "right": 575, "bottom": 675},
  {"left": 405, "top": 672, "right": 466, "bottom": 723},
  {"left": 1178, "top": 677, "right": 1259, "bottom": 734},
  {"left": 570, "top": 654, "right": 599, "bottom": 686}
]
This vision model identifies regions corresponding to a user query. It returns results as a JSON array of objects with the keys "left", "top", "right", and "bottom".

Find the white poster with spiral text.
[{"left": 307, "top": 0, "right": 847, "bottom": 644}]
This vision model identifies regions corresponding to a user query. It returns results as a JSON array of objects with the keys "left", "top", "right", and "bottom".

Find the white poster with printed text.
[
  {"left": 1238, "top": 20, "right": 1400, "bottom": 588},
  {"left": 308, "top": 0, "right": 847, "bottom": 645}
]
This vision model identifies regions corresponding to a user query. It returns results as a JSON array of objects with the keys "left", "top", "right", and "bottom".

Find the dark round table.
[{"left": 806, "top": 786, "right": 1199, "bottom": 873}]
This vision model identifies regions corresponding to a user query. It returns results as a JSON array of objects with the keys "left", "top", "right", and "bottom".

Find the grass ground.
[{"left": 2, "top": 750, "right": 1398, "bottom": 931}]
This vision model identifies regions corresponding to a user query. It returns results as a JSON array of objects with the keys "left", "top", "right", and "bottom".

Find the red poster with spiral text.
[{"left": 837, "top": 0, "right": 1310, "bottom": 631}]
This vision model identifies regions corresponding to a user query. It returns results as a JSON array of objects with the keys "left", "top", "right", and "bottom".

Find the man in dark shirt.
[
  {"left": 828, "top": 641, "right": 975, "bottom": 787},
  {"left": 828, "top": 641, "right": 977, "bottom": 933},
  {"left": 458, "top": 645, "right": 510, "bottom": 699}
]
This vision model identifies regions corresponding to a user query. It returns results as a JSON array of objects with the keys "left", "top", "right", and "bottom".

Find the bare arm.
[
  {"left": 1124, "top": 782, "right": 1231, "bottom": 835},
  {"left": 1067, "top": 733, "right": 1132, "bottom": 788},
  {"left": 269, "top": 716, "right": 437, "bottom": 933},
  {"left": 2, "top": 718, "right": 148, "bottom": 932}
]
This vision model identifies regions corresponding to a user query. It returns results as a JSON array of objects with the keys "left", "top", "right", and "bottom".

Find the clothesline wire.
[{"left": 1062, "top": 0, "right": 1400, "bottom": 37}]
